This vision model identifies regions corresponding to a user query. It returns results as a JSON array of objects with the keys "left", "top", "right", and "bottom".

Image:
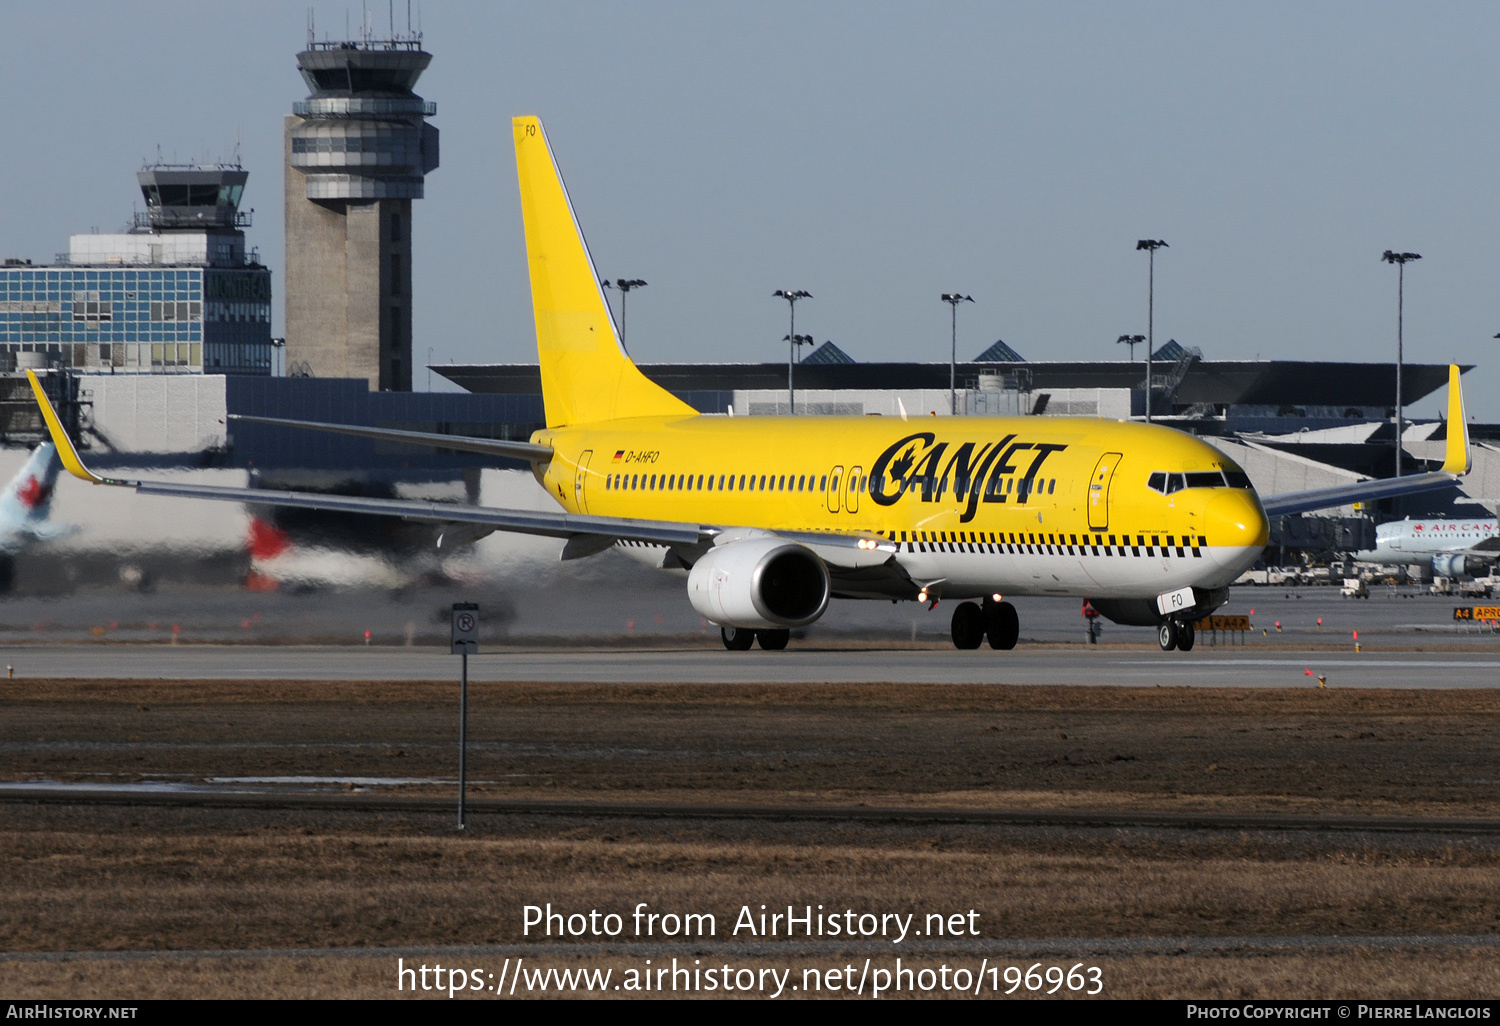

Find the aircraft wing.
[
  {"left": 135, "top": 477, "right": 705, "bottom": 545},
  {"left": 228, "top": 414, "right": 553, "bottom": 463},
  {"left": 25, "top": 372, "right": 894, "bottom": 560},
  {"left": 1260, "top": 470, "right": 1460, "bottom": 517},
  {"left": 1260, "top": 365, "right": 1471, "bottom": 518}
]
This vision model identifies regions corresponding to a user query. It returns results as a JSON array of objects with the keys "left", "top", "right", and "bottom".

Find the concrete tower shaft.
[{"left": 284, "top": 37, "right": 437, "bottom": 392}]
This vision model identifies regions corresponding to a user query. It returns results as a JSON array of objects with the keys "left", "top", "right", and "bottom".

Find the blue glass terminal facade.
[{"left": 0, "top": 264, "right": 271, "bottom": 375}]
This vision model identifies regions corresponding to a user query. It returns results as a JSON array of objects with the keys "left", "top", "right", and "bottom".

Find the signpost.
[{"left": 451, "top": 602, "right": 479, "bottom": 830}]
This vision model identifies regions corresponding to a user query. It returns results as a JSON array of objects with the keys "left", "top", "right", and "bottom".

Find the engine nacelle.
[
  {"left": 687, "top": 538, "right": 830, "bottom": 629},
  {"left": 1433, "top": 553, "right": 1467, "bottom": 578}
]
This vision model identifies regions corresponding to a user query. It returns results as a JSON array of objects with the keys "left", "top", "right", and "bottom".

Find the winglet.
[
  {"left": 1441, "top": 364, "right": 1470, "bottom": 476},
  {"left": 24, "top": 370, "right": 104, "bottom": 484}
]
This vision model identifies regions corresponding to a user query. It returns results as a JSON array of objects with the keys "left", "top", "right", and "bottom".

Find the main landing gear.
[
  {"left": 951, "top": 597, "right": 1020, "bottom": 651},
  {"left": 1157, "top": 618, "right": 1196, "bottom": 652},
  {"left": 721, "top": 626, "right": 790, "bottom": 651}
]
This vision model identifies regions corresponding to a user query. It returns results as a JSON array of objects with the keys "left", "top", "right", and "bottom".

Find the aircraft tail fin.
[
  {"left": 1441, "top": 363, "right": 1470, "bottom": 475},
  {"left": 513, "top": 116, "right": 696, "bottom": 428},
  {"left": 0, "top": 441, "right": 62, "bottom": 529}
]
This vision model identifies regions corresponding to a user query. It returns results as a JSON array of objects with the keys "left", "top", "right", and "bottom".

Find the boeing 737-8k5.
[{"left": 26, "top": 116, "right": 1474, "bottom": 653}]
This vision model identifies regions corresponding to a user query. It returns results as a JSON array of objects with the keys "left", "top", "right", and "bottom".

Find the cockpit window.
[{"left": 1148, "top": 469, "right": 1250, "bottom": 493}]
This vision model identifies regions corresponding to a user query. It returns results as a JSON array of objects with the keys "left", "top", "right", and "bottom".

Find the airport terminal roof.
[{"left": 434, "top": 359, "right": 1464, "bottom": 408}]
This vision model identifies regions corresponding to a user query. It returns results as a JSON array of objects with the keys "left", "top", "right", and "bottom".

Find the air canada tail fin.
[
  {"left": 0, "top": 442, "right": 61, "bottom": 526},
  {"left": 513, "top": 116, "right": 696, "bottom": 429}
]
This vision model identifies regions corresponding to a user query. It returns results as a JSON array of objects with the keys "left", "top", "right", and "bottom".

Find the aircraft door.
[
  {"left": 574, "top": 450, "right": 593, "bottom": 514},
  {"left": 846, "top": 465, "right": 863, "bottom": 514},
  {"left": 827, "top": 466, "right": 843, "bottom": 513},
  {"left": 1087, "top": 452, "right": 1121, "bottom": 531}
]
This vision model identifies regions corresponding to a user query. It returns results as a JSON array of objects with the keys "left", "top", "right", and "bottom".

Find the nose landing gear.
[{"left": 1157, "top": 618, "right": 1196, "bottom": 652}]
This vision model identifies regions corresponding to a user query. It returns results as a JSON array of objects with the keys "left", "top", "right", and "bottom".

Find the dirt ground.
[{"left": 4, "top": 680, "right": 1500, "bottom": 999}]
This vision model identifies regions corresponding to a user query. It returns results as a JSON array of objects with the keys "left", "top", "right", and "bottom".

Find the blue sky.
[{"left": 1, "top": 2, "right": 1495, "bottom": 417}]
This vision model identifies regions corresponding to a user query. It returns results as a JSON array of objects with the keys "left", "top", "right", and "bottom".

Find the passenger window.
[
  {"left": 649, "top": 474, "right": 657, "bottom": 490},
  {"left": 1048, "top": 479, "right": 1055, "bottom": 495},
  {"left": 820, "top": 475, "right": 827, "bottom": 491},
  {"left": 759, "top": 475, "right": 766, "bottom": 490},
  {"left": 738, "top": 474, "right": 746, "bottom": 490},
  {"left": 697, "top": 474, "right": 704, "bottom": 489}
]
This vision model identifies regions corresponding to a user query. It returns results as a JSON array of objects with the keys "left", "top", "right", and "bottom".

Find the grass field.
[{"left": 3, "top": 680, "right": 1499, "bottom": 998}]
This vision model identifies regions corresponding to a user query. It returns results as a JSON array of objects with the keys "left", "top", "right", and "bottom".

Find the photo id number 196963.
[{"left": 1004, "top": 964, "right": 1103, "bottom": 995}]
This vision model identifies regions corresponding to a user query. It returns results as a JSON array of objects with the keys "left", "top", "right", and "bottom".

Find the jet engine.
[
  {"left": 1432, "top": 553, "right": 1467, "bottom": 578},
  {"left": 687, "top": 538, "right": 830, "bottom": 628}
]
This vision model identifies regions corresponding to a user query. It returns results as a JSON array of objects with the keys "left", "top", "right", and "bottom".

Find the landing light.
[
  {"left": 992, "top": 593, "right": 1002, "bottom": 602},
  {"left": 917, "top": 590, "right": 929, "bottom": 603}
]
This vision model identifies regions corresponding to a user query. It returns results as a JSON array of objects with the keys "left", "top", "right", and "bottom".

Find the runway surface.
[{"left": 2, "top": 643, "right": 1498, "bottom": 687}]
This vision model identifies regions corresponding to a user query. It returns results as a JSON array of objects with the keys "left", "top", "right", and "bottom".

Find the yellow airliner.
[{"left": 27, "top": 116, "right": 1473, "bottom": 653}]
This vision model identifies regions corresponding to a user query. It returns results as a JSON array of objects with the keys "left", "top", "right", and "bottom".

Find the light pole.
[
  {"left": 1116, "top": 334, "right": 1145, "bottom": 361},
  {"left": 1381, "top": 251, "right": 1420, "bottom": 478},
  {"left": 1136, "top": 240, "right": 1168, "bottom": 422},
  {"left": 941, "top": 293, "right": 974, "bottom": 415},
  {"left": 774, "top": 290, "right": 812, "bottom": 414},
  {"left": 270, "top": 337, "right": 286, "bottom": 378},
  {"left": 783, "top": 333, "right": 812, "bottom": 411},
  {"left": 601, "top": 279, "right": 647, "bottom": 344}
]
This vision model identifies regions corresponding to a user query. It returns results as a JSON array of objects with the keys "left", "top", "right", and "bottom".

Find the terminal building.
[{"left": 0, "top": 164, "right": 272, "bottom": 377}]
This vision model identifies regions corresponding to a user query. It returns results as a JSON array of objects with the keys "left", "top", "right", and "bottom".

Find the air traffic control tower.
[{"left": 284, "top": 32, "right": 438, "bottom": 391}]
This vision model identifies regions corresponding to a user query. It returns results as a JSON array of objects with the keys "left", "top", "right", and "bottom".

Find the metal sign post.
[{"left": 450, "top": 602, "right": 479, "bottom": 830}]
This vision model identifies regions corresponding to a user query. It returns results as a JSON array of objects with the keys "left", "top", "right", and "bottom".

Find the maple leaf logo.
[
  {"left": 887, "top": 447, "right": 916, "bottom": 485},
  {"left": 17, "top": 476, "right": 46, "bottom": 510}
]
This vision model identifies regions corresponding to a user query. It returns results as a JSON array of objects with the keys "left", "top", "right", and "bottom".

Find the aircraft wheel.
[
  {"left": 1157, "top": 620, "right": 1179, "bottom": 651},
  {"left": 951, "top": 601, "right": 985, "bottom": 649},
  {"left": 756, "top": 629, "right": 790, "bottom": 651},
  {"left": 721, "top": 625, "right": 756, "bottom": 651},
  {"left": 985, "top": 600, "right": 1019, "bottom": 650},
  {"left": 1176, "top": 620, "right": 1196, "bottom": 652}
]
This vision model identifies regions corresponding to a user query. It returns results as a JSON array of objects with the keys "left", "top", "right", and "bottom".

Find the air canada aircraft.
[
  {"left": 0, "top": 442, "right": 68, "bottom": 554},
  {"left": 1353, "top": 517, "right": 1499, "bottom": 578},
  {"left": 26, "top": 116, "right": 1475, "bottom": 653}
]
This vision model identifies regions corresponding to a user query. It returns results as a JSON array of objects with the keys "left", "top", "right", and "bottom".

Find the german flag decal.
[{"left": 613, "top": 450, "right": 625, "bottom": 461}]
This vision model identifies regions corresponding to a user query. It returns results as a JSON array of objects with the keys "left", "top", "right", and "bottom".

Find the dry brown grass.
[
  {"left": 5, "top": 680, "right": 1500, "bottom": 998},
  {"left": 5, "top": 948, "right": 1500, "bottom": 1000}
]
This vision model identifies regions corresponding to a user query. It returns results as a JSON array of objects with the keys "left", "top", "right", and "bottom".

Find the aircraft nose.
[{"left": 1205, "top": 488, "right": 1270, "bottom": 567}]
